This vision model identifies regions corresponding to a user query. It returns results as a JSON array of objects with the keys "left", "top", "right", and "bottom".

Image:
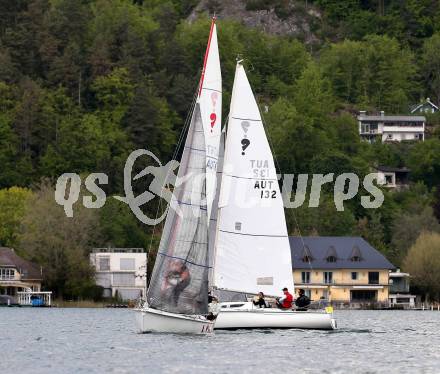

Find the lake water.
[{"left": 1, "top": 308, "right": 439, "bottom": 373}]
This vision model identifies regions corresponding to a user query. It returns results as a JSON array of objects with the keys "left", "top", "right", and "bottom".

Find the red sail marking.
[
  {"left": 210, "top": 113, "right": 217, "bottom": 131},
  {"left": 198, "top": 17, "right": 216, "bottom": 97}
]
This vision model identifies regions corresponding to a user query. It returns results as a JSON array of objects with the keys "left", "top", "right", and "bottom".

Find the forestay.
[
  {"left": 147, "top": 104, "right": 210, "bottom": 315},
  {"left": 198, "top": 19, "right": 222, "bottom": 221},
  {"left": 213, "top": 62, "right": 294, "bottom": 297}
]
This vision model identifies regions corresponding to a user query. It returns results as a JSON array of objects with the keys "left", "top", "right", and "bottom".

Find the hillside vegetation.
[{"left": 1, "top": 0, "right": 440, "bottom": 298}]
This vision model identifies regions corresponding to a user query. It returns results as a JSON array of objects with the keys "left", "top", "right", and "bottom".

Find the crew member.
[
  {"left": 276, "top": 287, "right": 293, "bottom": 309},
  {"left": 295, "top": 288, "right": 311, "bottom": 310},
  {"left": 163, "top": 260, "right": 191, "bottom": 306},
  {"left": 252, "top": 292, "right": 268, "bottom": 308}
]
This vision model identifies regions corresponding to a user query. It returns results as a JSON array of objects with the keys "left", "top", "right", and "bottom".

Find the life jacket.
[{"left": 282, "top": 292, "right": 293, "bottom": 308}]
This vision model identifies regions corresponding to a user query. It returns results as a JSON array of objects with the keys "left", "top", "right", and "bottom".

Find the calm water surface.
[{"left": 1, "top": 308, "right": 439, "bottom": 373}]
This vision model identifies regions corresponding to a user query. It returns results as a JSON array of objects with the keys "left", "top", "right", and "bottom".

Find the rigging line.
[
  {"left": 146, "top": 85, "right": 200, "bottom": 281},
  {"left": 257, "top": 93, "right": 313, "bottom": 273}
]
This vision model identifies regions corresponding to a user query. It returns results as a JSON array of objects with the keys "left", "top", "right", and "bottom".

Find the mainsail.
[
  {"left": 212, "top": 61, "right": 294, "bottom": 297},
  {"left": 147, "top": 104, "right": 210, "bottom": 314},
  {"left": 146, "top": 19, "right": 222, "bottom": 315},
  {"left": 198, "top": 18, "right": 222, "bottom": 221}
]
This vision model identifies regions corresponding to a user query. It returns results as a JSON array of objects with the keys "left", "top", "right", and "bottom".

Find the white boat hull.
[
  {"left": 215, "top": 302, "right": 336, "bottom": 330},
  {"left": 134, "top": 306, "right": 215, "bottom": 334}
]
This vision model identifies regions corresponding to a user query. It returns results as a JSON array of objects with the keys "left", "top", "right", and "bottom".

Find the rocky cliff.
[{"left": 188, "top": 0, "right": 322, "bottom": 44}]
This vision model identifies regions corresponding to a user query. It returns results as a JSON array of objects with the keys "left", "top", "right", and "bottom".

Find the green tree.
[
  {"left": 407, "top": 139, "right": 440, "bottom": 188},
  {"left": 99, "top": 198, "right": 150, "bottom": 248},
  {"left": 0, "top": 187, "right": 32, "bottom": 247},
  {"left": 390, "top": 207, "right": 440, "bottom": 266},
  {"left": 88, "top": 0, "right": 158, "bottom": 79},
  {"left": 286, "top": 194, "right": 357, "bottom": 236},
  {"left": 321, "top": 35, "right": 416, "bottom": 112},
  {"left": 122, "top": 79, "right": 177, "bottom": 160},
  {"left": 403, "top": 231, "right": 440, "bottom": 301},
  {"left": 421, "top": 33, "right": 440, "bottom": 106},
  {"left": 356, "top": 212, "right": 388, "bottom": 255},
  {"left": 19, "top": 181, "right": 101, "bottom": 299}
]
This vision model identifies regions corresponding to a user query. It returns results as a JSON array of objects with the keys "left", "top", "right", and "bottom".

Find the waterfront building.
[
  {"left": 358, "top": 110, "right": 425, "bottom": 143},
  {"left": 290, "top": 237, "right": 395, "bottom": 307},
  {"left": 389, "top": 269, "right": 416, "bottom": 309},
  {"left": 90, "top": 248, "right": 147, "bottom": 301},
  {"left": 0, "top": 247, "right": 51, "bottom": 306}
]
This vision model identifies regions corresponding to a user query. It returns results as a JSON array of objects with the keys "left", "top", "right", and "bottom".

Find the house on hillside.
[
  {"left": 0, "top": 247, "right": 51, "bottom": 306},
  {"left": 290, "top": 237, "right": 395, "bottom": 308},
  {"left": 358, "top": 111, "right": 425, "bottom": 143},
  {"left": 410, "top": 98, "right": 439, "bottom": 114},
  {"left": 90, "top": 248, "right": 147, "bottom": 301},
  {"left": 375, "top": 165, "right": 410, "bottom": 190}
]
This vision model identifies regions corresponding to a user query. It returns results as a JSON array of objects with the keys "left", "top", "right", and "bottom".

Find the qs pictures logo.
[{"left": 54, "top": 149, "right": 179, "bottom": 225}]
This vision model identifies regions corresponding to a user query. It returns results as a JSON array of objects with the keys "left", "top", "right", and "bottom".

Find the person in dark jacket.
[
  {"left": 252, "top": 292, "right": 268, "bottom": 308},
  {"left": 295, "top": 288, "right": 311, "bottom": 310}
]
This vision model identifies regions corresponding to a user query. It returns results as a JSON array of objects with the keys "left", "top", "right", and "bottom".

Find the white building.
[
  {"left": 389, "top": 270, "right": 416, "bottom": 309},
  {"left": 90, "top": 248, "right": 147, "bottom": 301},
  {"left": 375, "top": 165, "right": 410, "bottom": 190},
  {"left": 358, "top": 111, "right": 425, "bottom": 143}
]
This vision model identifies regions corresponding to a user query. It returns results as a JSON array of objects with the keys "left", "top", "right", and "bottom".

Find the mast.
[
  {"left": 198, "top": 17, "right": 217, "bottom": 97},
  {"left": 197, "top": 17, "right": 222, "bottom": 222}
]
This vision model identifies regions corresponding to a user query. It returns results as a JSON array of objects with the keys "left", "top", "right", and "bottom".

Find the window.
[
  {"left": 96, "top": 273, "right": 112, "bottom": 288},
  {"left": 351, "top": 272, "right": 358, "bottom": 281},
  {"left": 112, "top": 272, "right": 135, "bottom": 286},
  {"left": 301, "top": 271, "right": 311, "bottom": 284},
  {"left": 302, "top": 255, "right": 312, "bottom": 263},
  {"left": 385, "top": 175, "right": 393, "bottom": 185},
  {"left": 99, "top": 257, "right": 110, "bottom": 271},
  {"left": 304, "top": 289, "right": 311, "bottom": 298},
  {"left": 235, "top": 222, "right": 242, "bottom": 231},
  {"left": 368, "top": 272, "right": 379, "bottom": 285},
  {"left": 120, "top": 258, "right": 135, "bottom": 271},
  {"left": 361, "top": 123, "right": 370, "bottom": 133},
  {"left": 325, "top": 246, "right": 337, "bottom": 263},
  {"left": 0, "top": 268, "right": 15, "bottom": 280},
  {"left": 351, "top": 290, "right": 377, "bottom": 302},
  {"left": 323, "top": 272, "right": 333, "bottom": 284},
  {"left": 350, "top": 246, "right": 363, "bottom": 262}
]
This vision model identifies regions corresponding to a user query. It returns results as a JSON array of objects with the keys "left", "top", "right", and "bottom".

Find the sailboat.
[
  {"left": 135, "top": 18, "right": 222, "bottom": 334},
  {"left": 211, "top": 61, "right": 336, "bottom": 330}
]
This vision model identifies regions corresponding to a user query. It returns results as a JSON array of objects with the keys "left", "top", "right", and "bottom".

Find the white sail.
[
  {"left": 198, "top": 18, "right": 222, "bottom": 222},
  {"left": 213, "top": 61, "right": 294, "bottom": 297},
  {"left": 147, "top": 104, "right": 210, "bottom": 315}
]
